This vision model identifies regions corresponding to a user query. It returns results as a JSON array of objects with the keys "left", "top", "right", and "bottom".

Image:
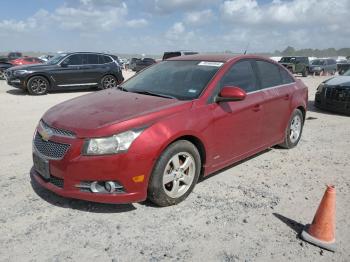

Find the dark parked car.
[
  {"left": 0, "top": 52, "right": 23, "bottom": 63},
  {"left": 315, "top": 69, "right": 350, "bottom": 115},
  {"left": 129, "top": 58, "right": 141, "bottom": 71},
  {"left": 0, "top": 62, "right": 13, "bottom": 80},
  {"left": 162, "top": 51, "right": 198, "bottom": 60},
  {"left": 133, "top": 58, "right": 156, "bottom": 72},
  {"left": 279, "top": 56, "right": 309, "bottom": 77},
  {"left": 309, "top": 58, "right": 337, "bottom": 75},
  {"left": 5, "top": 52, "right": 124, "bottom": 95},
  {"left": 337, "top": 61, "right": 350, "bottom": 75},
  {"left": 31, "top": 54, "right": 308, "bottom": 206}
]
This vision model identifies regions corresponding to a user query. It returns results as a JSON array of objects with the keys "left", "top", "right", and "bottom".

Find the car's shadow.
[
  {"left": 307, "top": 99, "right": 349, "bottom": 117},
  {"left": 6, "top": 88, "right": 94, "bottom": 96},
  {"left": 30, "top": 171, "right": 136, "bottom": 213}
]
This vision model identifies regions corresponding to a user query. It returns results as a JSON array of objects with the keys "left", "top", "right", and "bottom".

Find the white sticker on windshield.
[
  {"left": 198, "top": 61, "right": 223, "bottom": 67},
  {"left": 188, "top": 89, "right": 197, "bottom": 93}
]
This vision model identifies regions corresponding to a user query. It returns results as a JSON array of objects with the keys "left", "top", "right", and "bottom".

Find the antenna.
[{"left": 244, "top": 42, "right": 250, "bottom": 55}]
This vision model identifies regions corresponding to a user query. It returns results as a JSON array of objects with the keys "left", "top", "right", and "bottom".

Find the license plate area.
[{"left": 33, "top": 153, "right": 50, "bottom": 179}]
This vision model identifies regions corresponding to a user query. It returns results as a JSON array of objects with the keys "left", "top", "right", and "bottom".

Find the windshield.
[
  {"left": 121, "top": 60, "right": 222, "bottom": 100},
  {"left": 46, "top": 54, "right": 67, "bottom": 65},
  {"left": 343, "top": 69, "right": 350, "bottom": 76},
  {"left": 311, "top": 59, "right": 325, "bottom": 66}
]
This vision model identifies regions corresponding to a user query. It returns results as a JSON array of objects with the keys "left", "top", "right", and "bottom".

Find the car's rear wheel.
[
  {"left": 279, "top": 109, "right": 304, "bottom": 149},
  {"left": 27, "top": 76, "right": 49, "bottom": 95},
  {"left": 148, "top": 140, "right": 201, "bottom": 206},
  {"left": 100, "top": 75, "right": 118, "bottom": 89}
]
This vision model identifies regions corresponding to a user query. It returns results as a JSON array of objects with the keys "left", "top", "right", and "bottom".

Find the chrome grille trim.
[
  {"left": 33, "top": 132, "right": 70, "bottom": 160},
  {"left": 40, "top": 120, "right": 76, "bottom": 138}
]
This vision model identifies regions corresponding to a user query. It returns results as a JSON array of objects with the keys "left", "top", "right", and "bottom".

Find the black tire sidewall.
[
  {"left": 148, "top": 140, "right": 201, "bottom": 206},
  {"left": 27, "top": 76, "right": 49, "bottom": 95}
]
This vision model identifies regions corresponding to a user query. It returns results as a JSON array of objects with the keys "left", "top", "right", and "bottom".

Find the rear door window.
[
  {"left": 256, "top": 60, "right": 283, "bottom": 88},
  {"left": 220, "top": 60, "right": 258, "bottom": 93},
  {"left": 280, "top": 68, "right": 295, "bottom": 84},
  {"left": 87, "top": 54, "right": 99, "bottom": 64}
]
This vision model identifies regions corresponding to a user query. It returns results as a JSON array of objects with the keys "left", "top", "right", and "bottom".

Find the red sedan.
[
  {"left": 31, "top": 54, "right": 308, "bottom": 206},
  {"left": 11, "top": 57, "right": 43, "bottom": 66}
]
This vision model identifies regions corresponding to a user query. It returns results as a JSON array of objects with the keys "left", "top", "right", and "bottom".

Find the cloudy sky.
[{"left": 0, "top": 0, "right": 349, "bottom": 54}]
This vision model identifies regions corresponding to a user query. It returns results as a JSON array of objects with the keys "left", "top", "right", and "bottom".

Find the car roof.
[
  {"left": 65, "top": 52, "right": 115, "bottom": 56},
  {"left": 167, "top": 54, "right": 272, "bottom": 63}
]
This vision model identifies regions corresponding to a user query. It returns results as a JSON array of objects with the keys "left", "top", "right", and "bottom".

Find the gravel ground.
[{"left": 0, "top": 72, "right": 349, "bottom": 262}]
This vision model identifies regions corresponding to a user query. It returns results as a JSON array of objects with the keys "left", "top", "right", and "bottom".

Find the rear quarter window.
[{"left": 280, "top": 67, "right": 295, "bottom": 84}]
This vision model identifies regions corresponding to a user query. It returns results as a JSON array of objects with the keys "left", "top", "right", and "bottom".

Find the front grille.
[
  {"left": 40, "top": 120, "right": 76, "bottom": 138},
  {"left": 34, "top": 132, "right": 70, "bottom": 159},
  {"left": 49, "top": 176, "right": 64, "bottom": 188},
  {"left": 325, "top": 86, "right": 350, "bottom": 104}
]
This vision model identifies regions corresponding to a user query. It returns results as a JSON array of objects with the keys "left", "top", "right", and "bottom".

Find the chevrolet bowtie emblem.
[{"left": 39, "top": 127, "right": 53, "bottom": 141}]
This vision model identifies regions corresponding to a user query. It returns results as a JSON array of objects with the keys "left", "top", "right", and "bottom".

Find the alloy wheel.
[
  {"left": 103, "top": 76, "right": 117, "bottom": 89},
  {"left": 289, "top": 114, "right": 302, "bottom": 143},
  {"left": 162, "top": 152, "right": 196, "bottom": 198},
  {"left": 30, "top": 78, "right": 48, "bottom": 94}
]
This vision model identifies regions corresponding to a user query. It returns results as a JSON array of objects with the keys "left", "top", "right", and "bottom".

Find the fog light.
[
  {"left": 76, "top": 180, "right": 124, "bottom": 193},
  {"left": 105, "top": 181, "right": 116, "bottom": 193}
]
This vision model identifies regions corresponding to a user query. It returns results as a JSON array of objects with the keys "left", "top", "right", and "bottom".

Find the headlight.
[
  {"left": 83, "top": 129, "right": 144, "bottom": 155},
  {"left": 317, "top": 83, "right": 325, "bottom": 92},
  {"left": 14, "top": 70, "right": 32, "bottom": 76}
]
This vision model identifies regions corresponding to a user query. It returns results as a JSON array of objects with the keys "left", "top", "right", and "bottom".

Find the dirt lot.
[{"left": 0, "top": 72, "right": 349, "bottom": 262}]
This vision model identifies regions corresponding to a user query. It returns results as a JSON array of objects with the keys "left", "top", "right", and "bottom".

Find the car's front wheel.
[
  {"left": 148, "top": 140, "right": 201, "bottom": 206},
  {"left": 279, "top": 109, "right": 304, "bottom": 149},
  {"left": 100, "top": 75, "right": 118, "bottom": 89},
  {"left": 0, "top": 70, "right": 5, "bottom": 80},
  {"left": 27, "top": 76, "right": 49, "bottom": 95}
]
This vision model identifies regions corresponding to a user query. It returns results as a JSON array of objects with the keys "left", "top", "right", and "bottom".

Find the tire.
[
  {"left": 100, "top": 75, "right": 118, "bottom": 89},
  {"left": 279, "top": 109, "right": 304, "bottom": 149},
  {"left": 0, "top": 70, "right": 5, "bottom": 80},
  {"left": 27, "top": 76, "right": 49, "bottom": 95},
  {"left": 302, "top": 68, "right": 308, "bottom": 77},
  {"left": 148, "top": 140, "right": 201, "bottom": 206}
]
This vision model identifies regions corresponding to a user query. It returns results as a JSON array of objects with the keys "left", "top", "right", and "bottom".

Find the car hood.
[
  {"left": 325, "top": 76, "right": 350, "bottom": 87},
  {"left": 8, "top": 63, "right": 58, "bottom": 71},
  {"left": 42, "top": 89, "right": 191, "bottom": 138}
]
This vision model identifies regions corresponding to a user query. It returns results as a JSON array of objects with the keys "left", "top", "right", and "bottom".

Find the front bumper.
[
  {"left": 31, "top": 127, "right": 155, "bottom": 204},
  {"left": 315, "top": 87, "right": 350, "bottom": 115},
  {"left": 5, "top": 72, "right": 26, "bottom": 88}
]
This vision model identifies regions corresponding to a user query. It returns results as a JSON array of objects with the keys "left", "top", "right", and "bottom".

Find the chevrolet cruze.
[{"left": 31, "top": 54, "right": 308, "bottom": 206}]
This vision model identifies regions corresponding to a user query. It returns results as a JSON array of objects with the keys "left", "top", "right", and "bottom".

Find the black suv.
[{"left": 5, "top": 52, "right": 124, "bottom": 95}]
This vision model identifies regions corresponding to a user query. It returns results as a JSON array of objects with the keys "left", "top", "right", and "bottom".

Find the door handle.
[
  {"left": 284, "top": 94, "right": 290, "bottom": 100},
  {"left": 252, "top": 104, "right": 261, "bottom": 112}
]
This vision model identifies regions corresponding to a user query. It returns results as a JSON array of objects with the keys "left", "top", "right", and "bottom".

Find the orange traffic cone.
[{"left": 301, "top": 185, "right": 336, "bottom": 252}]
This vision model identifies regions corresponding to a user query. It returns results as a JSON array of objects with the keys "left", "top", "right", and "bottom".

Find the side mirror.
[{"left": 215, "top": 86, "right": 247, "bottom": 103}]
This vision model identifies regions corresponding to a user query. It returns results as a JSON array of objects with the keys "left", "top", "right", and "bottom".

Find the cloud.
[
  {"left": 126, "top": 19, "right": 149, "bottom": 28},
  {"left": 184, "top": 9, "right": 214, "bottom": 26},
  {"left": 53, "top": 2, "right": 128, "bottom": 31}
]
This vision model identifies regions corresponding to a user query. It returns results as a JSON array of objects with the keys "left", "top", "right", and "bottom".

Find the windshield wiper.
[{"left": 130, "top": 90, "right": 177, "bottom": 99}]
